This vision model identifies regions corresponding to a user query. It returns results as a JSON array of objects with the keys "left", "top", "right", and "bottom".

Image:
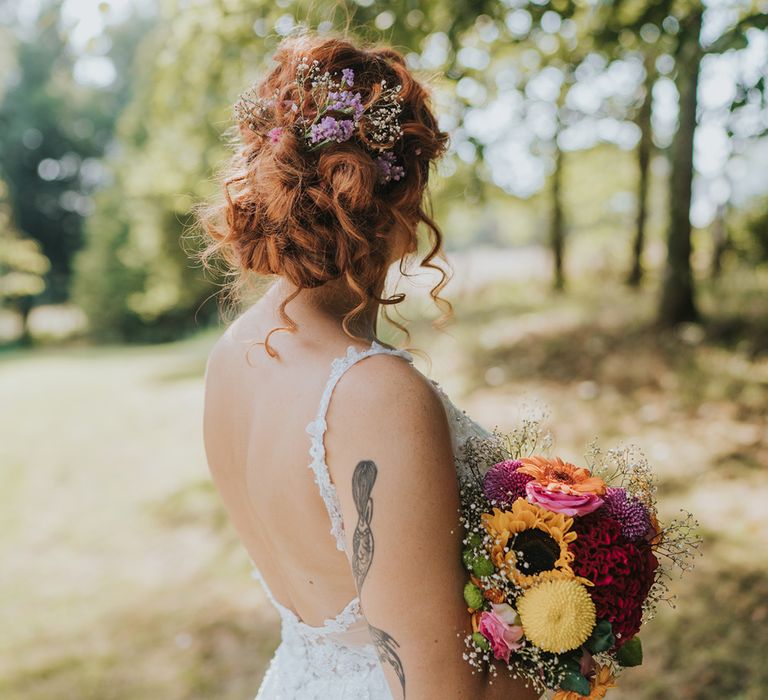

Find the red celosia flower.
[{"left": 570, "top": 512, "right": 659, "bottom": 646}]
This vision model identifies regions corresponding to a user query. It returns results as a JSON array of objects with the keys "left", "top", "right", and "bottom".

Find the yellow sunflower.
[
  {"left": 481, "top": 499, "right": 578, "bottom": 588},
  {"left": 553, "top": 664, "right": 616, "bottom": 700}
]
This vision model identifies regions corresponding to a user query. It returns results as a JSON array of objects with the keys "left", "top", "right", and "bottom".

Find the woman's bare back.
[
  {"left": 203, "top": 299, "right": 378, "bottom": 626},
  {"left": 203, "top": 293, "right": 541, "bottom": 699}
]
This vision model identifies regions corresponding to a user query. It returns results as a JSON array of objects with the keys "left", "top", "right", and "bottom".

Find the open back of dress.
[{"left": 246, "top": 340, "right": 490, "bottom": 699}]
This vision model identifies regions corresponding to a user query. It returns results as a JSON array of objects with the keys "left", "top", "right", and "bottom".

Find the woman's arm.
[{"left": 327, "top": 355, "right": 541, "bottom": 700}]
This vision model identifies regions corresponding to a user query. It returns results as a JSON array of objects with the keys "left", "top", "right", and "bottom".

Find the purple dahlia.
[
  {"left": 483, "top": 460, "right": 534, "bottom": 506},
  {"left": 601, "top": 487, "right": 652, "bottom": 542}
]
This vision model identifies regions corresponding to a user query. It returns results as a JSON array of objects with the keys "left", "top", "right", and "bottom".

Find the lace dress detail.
[
  {"left": 252, "top": 568, "right": 388, "bottom": 699},
  {"left": 253, "top": 340, "right": 490, "bottom": 699},
  {"left": 305, "top": 341, "right": 414, "bottom": 552}
]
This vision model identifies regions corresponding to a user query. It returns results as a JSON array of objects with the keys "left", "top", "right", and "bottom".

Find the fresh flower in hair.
[{"left": 234, "top": 58, "right": 406, "bottom": 185}]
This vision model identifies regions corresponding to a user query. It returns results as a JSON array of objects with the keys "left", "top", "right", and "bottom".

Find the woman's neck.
[{"left": 267, "top": 276, "right": 382, "bottom": 342}]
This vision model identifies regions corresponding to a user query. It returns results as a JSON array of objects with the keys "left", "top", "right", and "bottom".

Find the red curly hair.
[{"left": 196, "top": 31, "right": 452, "bottom": 356}]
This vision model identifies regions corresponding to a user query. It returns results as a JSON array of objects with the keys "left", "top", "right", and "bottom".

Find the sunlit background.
[{"left": 1, "top": 0, "right": 767, "bottom": 698}]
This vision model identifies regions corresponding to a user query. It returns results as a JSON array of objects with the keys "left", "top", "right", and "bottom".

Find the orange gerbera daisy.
[
  {"left": 553, "top": 664, "right": 616, "bottom": 700},
  {"left": 518, "top": 456, "right": 606, "bottom": 496}
]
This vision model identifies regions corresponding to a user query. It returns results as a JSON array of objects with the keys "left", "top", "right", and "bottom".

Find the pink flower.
[
  {"left": 526, "top": 481, "right": 604, "bottom": 516},
  {"left": 267, "top": 127, "right": 284, "bottom": 143},
  {"left": 477, "top": 604, "right": 524, "bottom": 664}
]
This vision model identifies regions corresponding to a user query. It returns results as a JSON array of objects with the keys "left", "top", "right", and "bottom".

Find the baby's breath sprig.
[
  {"left": 363, "top": 79, "right": 404, "bottom": 147},
  {"left": 586, "top": 441, "right": 658, "bottom": 514},
  {"left": 459, "top": 407, "right": 550, "bottom": 492},
  {"left": 643, "top": 512, "right": 702, "bottom": 619},
  {"left": 233, "top": 86, "right": 280, "bottom": 134},
  {"left": 654, "top": 510, "right": 702, "bottom": 573}
]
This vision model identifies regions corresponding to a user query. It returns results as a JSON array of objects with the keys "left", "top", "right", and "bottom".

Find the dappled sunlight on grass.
[
  {"left": 408, "top": 270, "right": 767, "bottom": 700},
  {"left": 3, "top": 270, "right": 767, "bottom": 698},
  {"left": 0, "top": 331, "right": 279, "bottom": 699}
]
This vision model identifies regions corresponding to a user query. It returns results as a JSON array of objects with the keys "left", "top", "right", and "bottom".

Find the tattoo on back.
[
  {"left": 369, "top": 625, "right": 406, "bottom": 697},
  {"left": 351, "top": 460, "right": 377, "bottom": 592},
  {"left": 351, "top": 459, "right": 407, "bottom": 699}
]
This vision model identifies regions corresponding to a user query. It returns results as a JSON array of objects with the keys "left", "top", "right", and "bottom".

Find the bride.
[{"left": 200, "top": 31, "right": 540, "bottom": 700}]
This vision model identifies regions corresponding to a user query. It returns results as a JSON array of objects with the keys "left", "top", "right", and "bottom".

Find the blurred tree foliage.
[
  {"left": 0, "top": 175, "right": 50, "bottom": 344},
  {"left": 730, "top": 195, "right": 768, "bottom": 265},
  {"left": 0, "top": 14, "right": 50, "bottom": 343},
  {"left": 0, "top": 0, "right": 764, "bottom": 339},
  {"left": 580, "top": 0, "right": 768, "bottom": 325},
  {"left": 0, "top": 2, "right": 144, "bottom": 302}
]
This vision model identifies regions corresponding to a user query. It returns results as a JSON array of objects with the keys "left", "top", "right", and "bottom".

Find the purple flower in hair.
[
  {"left": 341, "top": 67, "right": 355, "bottom": 86},
  {"left": 375, "top": 150, "right": 405, "bottom": 184},
  {"left": 328, "top": 90, "right": 365, "bottom": 121},
  {"left": 309, "top": 116, "right": 355, "bottom": 145},
  {"left": 336, "top": 119, "right": 355, "bottom": 141}
]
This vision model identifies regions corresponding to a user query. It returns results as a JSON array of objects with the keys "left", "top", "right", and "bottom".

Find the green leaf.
[
  {"left": 559, "top": 670, "right": 591, "bottom": 696},
  {"left": 558, "top": 653, "right": 582, "bottom": 674},
  {"left": 586, "top": 619, "right": 615, "bottom": 654},
  {"left": 617, "top": 637, "right": 643, "bottom": 667}
]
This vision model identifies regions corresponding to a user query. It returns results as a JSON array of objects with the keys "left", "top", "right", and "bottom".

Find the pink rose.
[
  {"left": 477, "top": 604, "right": 524, "bottom": 664},
  {"left": 526, "top": 481, "right": 604, "bottom": 516}
]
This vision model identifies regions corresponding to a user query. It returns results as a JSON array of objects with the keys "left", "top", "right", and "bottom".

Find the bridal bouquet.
[{"left": 459, "top": 417, "right": 699, "bottom": 698}]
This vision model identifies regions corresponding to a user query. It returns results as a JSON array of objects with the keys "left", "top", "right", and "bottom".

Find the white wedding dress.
[{"left": 252, "top": 340, "right": 490, "bottom": 699}]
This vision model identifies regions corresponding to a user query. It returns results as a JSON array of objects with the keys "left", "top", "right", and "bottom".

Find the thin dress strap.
[{"left": 305, "top": 340, "right": 414, "bottom": 552}]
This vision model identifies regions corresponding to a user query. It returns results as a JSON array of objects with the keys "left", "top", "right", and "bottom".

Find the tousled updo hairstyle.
[{"left": 197, "top": 31, "right": 451, "bottom": 356}]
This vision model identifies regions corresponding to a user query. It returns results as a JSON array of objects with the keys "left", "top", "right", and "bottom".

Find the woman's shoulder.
[
  {"left": 336, "top": 346, "right": 442, "bottom": 415},
  {"left": 205, "top": 309, "right": 243, "bottom": 354},
  {"left": 324, "top": 347, "right": 453, "bottom": 478},
  {"left": 203, "top": 307, "right": 268, "bottom": 380}
]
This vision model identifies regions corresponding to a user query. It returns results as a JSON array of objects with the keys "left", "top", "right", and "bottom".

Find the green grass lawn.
[
  {"left": 2, "top": 271, "right": 767, "bottom": 699},
  {"left": 0, "top": 332, "right": 279, "bottom": 700}
]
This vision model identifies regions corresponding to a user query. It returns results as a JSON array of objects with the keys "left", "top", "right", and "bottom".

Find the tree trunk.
[
  {"left": 627, "top": 57, "right": 654, "bottom": 288},
  {"left": 658, "top": 10, "right": 702, "bottom": 325},
  {"left": 710, "top": 202, "right": 729, "bottom": 278},
  {"left": 550, "top": 141, "right": 565, "bottom": 291},
  {"left": 14, "top": 297, "right": 34, "bottom": 346}
]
